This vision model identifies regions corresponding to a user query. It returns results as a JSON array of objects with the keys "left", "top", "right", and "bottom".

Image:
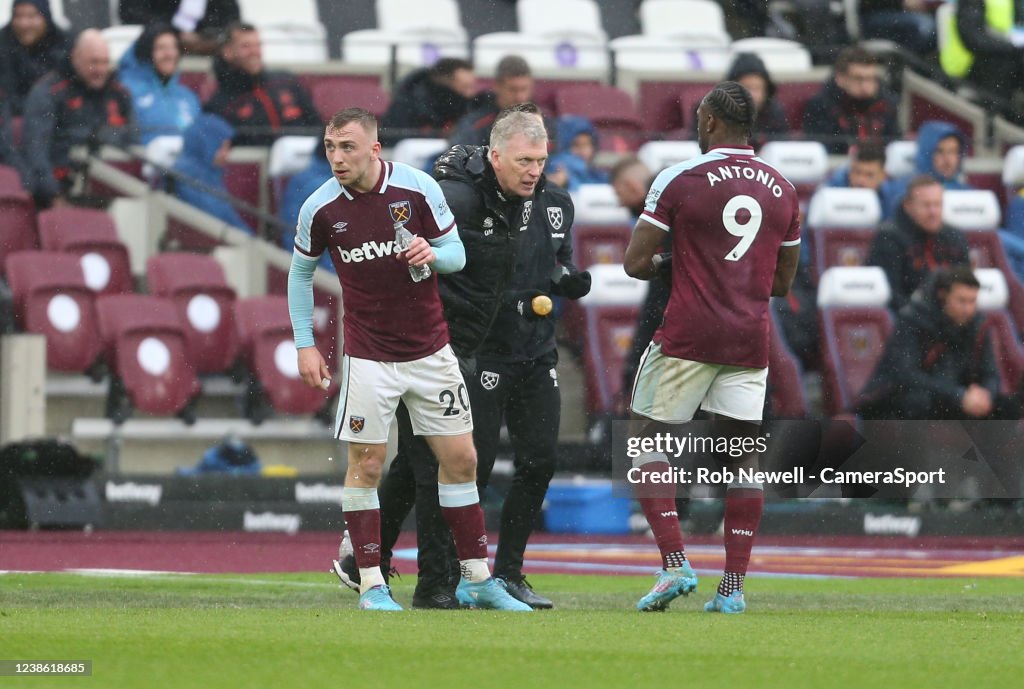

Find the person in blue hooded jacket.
[
  {"left": 171, "top": 113, "right": 252, "bottom": 233},
  {"left": 117, "top": 23, "right": 200, "bottom": 144},
  {"left": 278, "top": 144, "right": 334, "bottom": 272},
  {"left": 824, "top": 139, "right": 903, "bottom": 220},
  {"left": 546, "top": 114, "right": 608, "bottom": 192},
  {"left": 886, "top": 120, "right": 972, "bottom": 216}
]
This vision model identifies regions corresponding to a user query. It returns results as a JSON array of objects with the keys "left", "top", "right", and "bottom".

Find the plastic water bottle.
[{"left": 395, "top": 224, "right": 431, "bottom": 282}]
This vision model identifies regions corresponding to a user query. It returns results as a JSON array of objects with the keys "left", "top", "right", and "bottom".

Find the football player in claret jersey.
[
  {"left": 623, "top": 82, "right": 802, "bottom": 614},
  {"left": 287, "top": 108, "right": 530, "bottom": 611}
]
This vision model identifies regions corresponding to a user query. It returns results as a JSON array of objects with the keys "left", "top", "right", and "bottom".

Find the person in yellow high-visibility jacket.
[{"left": 941, "top": 0, "right": 1024, "bottom": 113}]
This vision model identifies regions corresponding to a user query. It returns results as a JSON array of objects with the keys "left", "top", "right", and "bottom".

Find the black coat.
[
  {"left": 119, "top": 0, "right": 240, "bottom": 34},
  {"left": 433, "top": 145, "right": 579, "bottom": 361},
  {"left": 867, "top": 206, "right": 970, "bottom": 312},
  {"left": 205, "top": 56, "right": 320, "bottom": 146},
  {"left": 857, "top": 288, "right": 1000, "bottom": 419},
  {"left": 379, "top": 68, "right": 474, "bottom": 146},
  {"left": 0, "top": 86, "right": 26, "bottom": 182},
  {"left": 802, "top": 77, "right": 902, "bottom": 154},
  {"left": 0, "top": 22, "right": 70, "bottom": 115}
]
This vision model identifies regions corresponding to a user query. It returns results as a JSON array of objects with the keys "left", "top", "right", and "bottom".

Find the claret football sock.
[
  {"left": 722, "top": 482, "right": 764, "bottom": 579},
  {"left": 342, "top": 486, "right": 383, "bottom": 592},
  {"left": 635, "top": 455, "right": 687, "bottom": 569},
  {"left": 438, "top": 481, "right": 491, "bottom": 583}
]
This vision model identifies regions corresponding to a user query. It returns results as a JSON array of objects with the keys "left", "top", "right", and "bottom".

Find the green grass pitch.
[{"left": 2, "top": 572, "right": 1023, "bottom": 688}]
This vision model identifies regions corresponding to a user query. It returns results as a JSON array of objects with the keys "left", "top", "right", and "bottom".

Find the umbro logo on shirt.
[{"left": 333, "top": 222, "right": 348, "bottom": 233}]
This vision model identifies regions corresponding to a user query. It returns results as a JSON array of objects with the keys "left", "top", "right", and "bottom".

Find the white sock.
[
  {"left": 437, "top": 481, "right": 479, "bottom": 507},
  {"left": 460, "top": 558, "right": 490, "bottom": 583},
  {"left": 359, "top": 567, "right": 385, "bottom": 593}
]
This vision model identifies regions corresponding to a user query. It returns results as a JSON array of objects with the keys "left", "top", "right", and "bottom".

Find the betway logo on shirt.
[{"left": 337, "top": 240, "right": 400, "bottom": 264}]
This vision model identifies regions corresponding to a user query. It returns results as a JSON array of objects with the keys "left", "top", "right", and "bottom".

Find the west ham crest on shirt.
[
  {"left": 388, "top": 200, "right": 412, "bottom": 224},
  {"left": 348, "top": 416, "right": 365, "bottom": 434},
  {"left": 547, "top": 206, "right": 563, "bottom": 230},
  {"left": 522, "top": 200, "right": 533, "bottom": 225},
  {"left": 480, "top": 371, "right": 500, "bottom": 390}
]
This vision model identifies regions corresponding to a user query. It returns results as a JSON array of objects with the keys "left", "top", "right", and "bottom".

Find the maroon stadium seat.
[
  {"left": 768, "top": 309, "right": 808, "bottom": 418},
  {"left": 0, "top": 165, "right": 37, "bottom": 277},
  {"left": 311, "top": 80, "right": 390, "bottom": 122},
  {"left": 582, "top": 305, "right": 639, "bottom": 416},
  {"left": 805, "top": 187, "right": 884, "bottom": 283},
  {"left": 637, "top": 80, "right": 713, "bottom": 133},
  {"left": 962, "top": 231, "right": 1024, "bottom": 333},
  {"left": 572, "top": 224, "right": 632, "bottom": 268},
  {"left": 235, "top": 296, "right": 334, "bottom": 416},
  {"left": 811, "top": 228, "right": 876, "bottom": 282},
  {"left": 4, "top": 250, "right": 103, "bottom": 372},
  {"left": 95, "top": 294, "right": 200, "bottom": 417},
  {"left": 554, "top": 85, "right": 645, "bottom": 152},
  {"left": 146, "top": 253, "right": 240, "bottom": 374},
  {"left": 37, "top": 207, "right": 133, "bottom": 295},
  {"left": 773, "top": 81, "right": 821, "bottom": 132},
  {"left": 817, "top": 267, "right": 894, "bottom": 416}
]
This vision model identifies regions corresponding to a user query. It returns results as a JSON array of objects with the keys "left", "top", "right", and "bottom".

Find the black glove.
[
  {"left": 504, "top": 289, "right": 548, "bottom": 322},
  {"left": 553, "top": 269, "right": 592, "bottom": 300},
  {"left": 653, "top": 252, "right": 672, "bottom": 284}
]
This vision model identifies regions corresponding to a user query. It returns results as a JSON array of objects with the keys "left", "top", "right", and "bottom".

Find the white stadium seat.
[
  {"left": 730, "top": 37, "right": 813, "bottom": 73},
  {"left": 942, "top": 189, "right": 1002, "bottom": 231},
  {"left": 806, "top": 187, "right": 883, "bottom": 229},
  {"left": 572, "top": 184, "right": 633, "bottom": 225},
  {"left": 757, "top": 141, "right": 829, "bottom": 185},
  {"left": 1002, "top": 145, "right": 1024, "bottom": 189},
  {"left": 342, "top": 28, "right": 469, "bottom": 67},
  {"left": 609, "top": 35, "right": 731, "bottom": 73},
  {"left": 884, "top": 140, "right": 918, "bottom": 179},
  {"left": 817, "top": 266, "right": 892, "bottom": 308},
  {"left": 639, "top": 0, "right": 730, "bottom": 44},
  {"left": 578, "top": 264, "right": 648, "bottom": 306},
  {"left": 636, "top": 140, "right": 702, "bottom": 174},
  {"left": 517, "top": 0, "right": 607, "bottom": 42},
  {"left": 473, "top": 32, "right": 608, "bottom": 72},
  {"left": 102, "top": 25, "right": 144, "bottom": 63},
  {"left": 390, "top": 138, "right": 448, "bottom": 171},
  {"left": 268, "top": 136, "right": 319, "bottom": 179},
  {"left": 376, "top": 0, "right": 465, "bottom": 34},
  {"left": 975, "top": 268, "right": 1010, "bottom": 312}
]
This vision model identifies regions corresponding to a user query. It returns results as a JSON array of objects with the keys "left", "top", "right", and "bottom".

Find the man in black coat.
[
  {"left": 0, "top": 0, "right": 70, "bottom": 115},
  {"left": 333, "top": 105, "right": 591, "bottom": 610},
  {"left": 119, "top": 0, "right": 240, "bottom": 55},
  {"left": 802, "top": 45, "right": 901, "bottom": 154},
  {"left": 204, "top": 23, "right": 320, "bottom": 146},
  {"left": 867, "top": 175, "right": 970, "bottom": 311},
  {"left": 22, "top": 29, "right": 137, "bottom": 207},
  {"left": 858, "top": 266, "right": 1004, "bottom": 420},
  {"left": 378, "top": 58, "right": 476, "bottom": 147}
]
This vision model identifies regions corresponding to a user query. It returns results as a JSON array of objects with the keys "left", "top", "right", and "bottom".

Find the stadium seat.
[
  {"left": 4, "top": 251, "right": 103, "bottom": 372},
  {"left": 729, "top": 37, "right": 813, "bottom": 73},
  {"left": 0, "top": 165, "right": 37, "bottom": 278},
  {"left": 958, "top": 230, "right": 1024, "bottom": 334},
  {"left": 37, "top": 207, "right": 133, "bottom": 295},
  {"left": 1002, "top": 145, "right": 1024, "bottom": 193},
  {"left": 806, "top": 187, "right": 882, "bottom": 281},
  {"left": 572, "top": 224, "right": 633, "bottom": 270},
  {"left": 609, "top": 35, "right": 731, "bottom": 75},
  {"left": 816, "top": 266, "right": 894, "bottom": 416},
  {"left": 142, "top": 135, "right": 184, "bottom": 187},
  {"left": 636, "top": 80, "right": 714, "bottom": 133},
  {"left": 942, "top": 189, "right": 1001, "bottom": 232},
  {"left": 554, "top": 85, "right": 645, "bottom": 151},
  {"left": 238, "top": 0, "right": 328, "bottom": 63},
  {"left": 311, "top": 80, "right": 390, "bottom": 122},
  {"left": 101, "top": 25, "right": 143, "bottom": 63},
  {"left": 341, "top": 28, "right": 469, "bottom": 67},
  {"left": 639, "top": 0, "right": 730, "bottom": 43},
  {"left": 758, "top": 141, "right": 829, "bottom": 205},
  {"left": 572, "top": 184, "right": 633, "bottom": 225},
  {"left": 768, "top": 307, "right": 808, "bottom": 419},
  {"left": 235, "top": 296, "right": 334, "bottom": 418},
  {"left": 573, "top": 264, "right": 648, "bottom": 417},
  {"left": 473, "top": 32, "right": 609, "bottom": 73},
  {"left": 390, "top": 138, "right": 449, "bottom": 172},
  {"left": 885, "top": 140, "right": 918, "bottom": 179},
  {"left": 637, "top": 140, "right": 701, "bottom": 174},
  {"left": 376, "top": 0, "right": 465, "bottom": 33},
  {"left": 95, "top": 294, "right": 201, "bottom": 421},
  {"left": 146, "top": 253, "right": 240, "bottom": 375},
  {"left": 517, "top": 0, "right": 607, "bottom": 42},
  {"left": 268, "top": 136, "right": 320, "bottom": 210},
  {"left": 975, "top": 268, "right": 1024, "bottom": 393},
  {"left": 772, "top": 80, "right": 821, "bottom": 131}
]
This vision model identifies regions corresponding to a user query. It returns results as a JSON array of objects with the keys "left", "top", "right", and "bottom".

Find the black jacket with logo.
[
  {"left": 433, "top": 145, "right": 578, "bottom": 361},
  {"left": 205, "top": 56, "right": 320, "bottom": 146}
]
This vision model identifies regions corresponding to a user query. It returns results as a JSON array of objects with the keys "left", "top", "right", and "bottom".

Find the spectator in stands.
[
  {"left": 379, "top": 58, "right": 477, "bottom": 147},
  {"left": 867, "top": 175, "right": 970, "bottom": 311},
  {"left": 941, "top": 0, "right": 1024, "bottom": 120},
  {"left": 610, "top": 156, "right": 665, "bottom": 412},
  {"left": 117, "top": 23, "right": 201, "bottom": 144},
  {"left": 22, "top": 29, "right": 137, "bottom": 208},
  {"left": 825, "top": 139, "right": 902, "bottom": 220},
  {"left": 0, "top": 86, "right": 27, "bottom": 183},
  {"left": 119, "top": 0, "right": 240, "bottom": 55},
  {"left": 724, "top": 52, "right": 791, "bottom": 147},
  {"left": 802, "top": 46, "right": 901, "bottom": 154},
  {"left": 205, "top": 22, "right": 320, "bottom": 147},
  {"left": 546, "top": 115, "right": 608, "bottom": 191},
  {"left": 857, "top": 266, "right": 1008, "bottom": 420},
  {"left": 171, "top": 112, "right": 252, "bottom": 233},
  {"left": 278, "top": 143, "right": 334, "bottom": 272},
  {"left": 0, "top": 0, "right": 70, "bottom": 115},
  {"left": 859, "top": 0, "right": 936, "bottom": 55},
  {"left": 450, "top": 55, "right": 545, "bottom": 147}
]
